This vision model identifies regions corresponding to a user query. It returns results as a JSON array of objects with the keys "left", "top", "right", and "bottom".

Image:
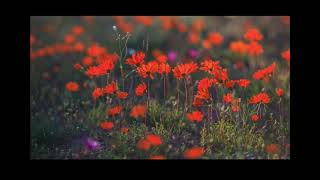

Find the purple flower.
[
  {"left": 84, "top": 137, "right": 101, "bottom": 151},
  {"left": 188, "top": 49, "right": 199, "bottom": 59},
  {"left": 168, "top": 51, "right": 177, "bottom": 62}
]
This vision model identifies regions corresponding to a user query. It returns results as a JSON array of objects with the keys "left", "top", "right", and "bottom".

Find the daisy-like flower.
[{"left": 173, "top": 62, "right": 198, "bottom": 80}]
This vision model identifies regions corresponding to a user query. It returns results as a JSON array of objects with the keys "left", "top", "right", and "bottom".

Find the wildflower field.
[{"left": 30, "top": 16, "right": 290, "bottom": 159}]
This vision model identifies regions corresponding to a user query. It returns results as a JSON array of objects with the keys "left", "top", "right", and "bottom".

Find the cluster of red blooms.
[
  {"left": 202, "top": 32, "right": 224, "bottom": 49},
  {"left": 281, "top": 49, "right": 290, "bottom": 63},
  {"left": 200, "top": 59, "right": 229, "bottom": 82},
  {"left": 112, "top": 16, "right": 134, "bottom": 33},
  {"left": 249, "top": 92, "right": 270, "bottom": 104},
  {"left": 252, "top": 62, "right": 276, "bottom": 81},
  {"left": 229, "top": 28, "right": 264, "bottom": 56},
  {"left": 130, "top": 104, "right": 147, "bottom": 119},
  {"left": 92, "top": 81, "right": 128, "bottom": 101},
  {"left": 223, "top": 93, "right": 241, "bottom": 112},
  {"left": 157, "top": 16, "right": 187, "bottom": 33}
]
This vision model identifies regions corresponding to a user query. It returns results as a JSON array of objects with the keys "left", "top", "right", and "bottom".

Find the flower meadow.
[{"left": 30, "top": 16, "right": 290, "bottom": 159}]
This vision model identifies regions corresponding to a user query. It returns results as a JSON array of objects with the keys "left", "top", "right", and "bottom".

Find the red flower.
[
  {"left": 244, "top": 28, "right": 263, "bottom": 42},
  {"left": 135, "top": 82, "right": 147, "bottom": 96},
  {"left": 92, "top": 88, "right": 104, "bottom": 100},
  {"left": 265, "top": 144, "right": 279, "bottom": 154},
  {"left": 225, "top": 80, "right": 236, "bottom": 89},
  {"left": 72, "top": 25, "right": 84, "bottom": 36},
  {"left": 188, "top": 32, "right": 200, "bottom": 44},
  {"left": 82, "top": 56, "right": 94, "bottom": 67},
  {"left": 107, "top": 105, "right": 122, "bottom": 117},
  {"left": 184, "top": 147, "right": 205, "bottom": 159},
  {"left": 149, "top": 155, "right": 166, "bottom": 160},
  {"left": 130, "top": 105, "right": 147, "bottom": 119},
  {"left": 249, "top": 92, "right": 270, "bottom": 104},
  {"left": 158, "top": 63, "right": 171, "bottom": 75},
  {"left": 253, "top": 62, "right": 276, "bottom": 80},
  {"left": 195, "top": 88, "right": 210, "bottom": 101},
  {"left": 173, "top": 62, "right": 198, "bottom": 80},
  {"left": 208, "top": 32, "right": 224, "bottom": 46},
  {"left": 137, "top": 139, "right": 151, "bottom": 151},
  {"left": 229, "top": 40, "right": 248, "bottom": 55},
  {"left": 104, "top": 81, "right": 117, "bottom": 95},
  {"left": 136, "top": 61, "right": 159, "bottom": 79},
  {"left": 30, "top": 34, "right": 36, "bottom": 46},
  {"left": 156, "top": 54, "right": 168, "bottom": 63},
  {"left": 251, "top": 114, "right": 259, "bottom": 122},
  {"left": 186, "top": 111, "right": 204, "bottom": 122},
  {"left": 237, "top": 79, "right": 250, "bottom": 88},
  {"left": 223, "top": 93, "right": 233, "bottom": 103},
  {"left": 87, "top": 44, "right": 106, "bottom": 57},
  {"left": 73, "top": 42, "right": 85, "bottom": 52},
  {"left": 121, "top": 127, "right": 129, "bottom": 134},
  {"left": 64, "top": 34, "right": 76, "bottom": 44},
  {"left": 85, "top": 60, "right": 114, "bottom": 78},
  {"left": 202, "top": 39, "right": 212, "bottom": 49},
  {"left": 116, "top": 91, "right": 128, "bottom": 100},
  {"left": 126, "top": 51, "right": 145, "bottom": 67},
  {"left": 193, "top": 97, "right": 203, "bottom": 107},
  {"left": 100, "top": 121, "right": 113, "bottom": 130},
  {"left": 276, "top": 88, "right": 284, "bottom": 97},
  {"left": 146, "top": 134, "right": 162, "bottom": 146},
  {"left": 247, "top": 41, "right": 264, "bottom": 56},
  {"left": 73, "top": 63, "right": 82, "bottom": 70},
  {"left": 65, "top": 81, "right": 79, "bottom": 92},
  {"left": 281, "top": 49, "right": 290, "bottom": 62}
]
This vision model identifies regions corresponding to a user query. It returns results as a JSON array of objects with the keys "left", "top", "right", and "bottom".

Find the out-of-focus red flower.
[
  {"left": 186, "top": 111, "right": 203, "bottom": 122},
  {"left": 251, "top": 114, "right": 259, "bottom": 122},
  {"left": 74, "top": 63, "right": 83, "bottom": 71},
  {"left": 87, "top": 44, "right": 107, "bottom": 57},
  {"left": 265, "top": 144, "right": 279, "bottom": 154},
  {"left": 244, "top": 28, "right": 263, "bottom": 42},
  {"left": 116, "top": 91, "right": 128, "bottom": 100},
  {"left": 247, "top": 41, "right": 264, "bottom": 56},
  {"left": 73, "top": 42, "right": 85, "bottom": 52},
  {"left": 135, "top": 82, "right": 147, "bottom": 96},
  {"left": 229, "top": 41, "right": 248, "bottom": 55},
  {"left": 120, "top": 127, "right": 129, "bottom": 134},
  {"left": 66, "top": 81, "right": 79, "bottom": 92},
  {"left": 130, "top": 104, "right": 147, "bottom": 119},
  {"left": 149, "top": 155, "right": 166, "bottom": 160},
  {"left": 276, "top": 88, "right": 284, "bottom": 97},
  {"left": 72, "top": 25, "right": 84, "bottom": 36},
  {"left": 137, "top": 139, "right": 151, "bottom": 151},
  {"left": 107, "top": 105, "right": 122, "bottom": 117},
  {"left": 223, "top": 93, "right": 233, "bottom": 103},
  {"left": 146, "top": 134, "right": 162, "bottom": 146},
  {"left": 237, "top": 79, "right": 250, "bottom": 88},
  {"left": 281, "top": 49, "right": 290, "bottom": 63},
  {"left": 202, "top": 39, "right": 212, "bottom": 49},
  {"left": 188, "top": 32, "right": 200, "bottom": 44},
  {"left": 92, "top": 88, "right": 104, "bottom": 100},
  {"left": 208, "top": 32, "right": 224, "bottom": 46},
  {"left": 64, "top": 34, "right": 76, "bottom": 44},
  {"left": 253, "top": 62, "right": 276, "bottom": 81},
  {"left": 184, "top": 147, "right": 205, "bottom": 159},
  {"left": 82, "top": 56, "right": 94, "bottom": 67},
  {"left": 158, "top": 63, "right": 171, "bottom": 75},
  {"left": 104, "top": 81, "right": 117, "bottom": 95},
  {"left": 100, "top": 121, "right": 113, "bottom": 130}
]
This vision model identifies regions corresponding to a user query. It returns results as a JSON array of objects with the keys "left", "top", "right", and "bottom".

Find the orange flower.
[
  {"left": 184, "top": 147, "right": 205, "bottom": 159},
  {"left": 186, "top": 111, "right": 203, "bottom": 122},
  {"left": 130, "top": 104, "right": 147, "bottom": 119},
  {"left": 202, "top": 39, "right": 212, "bottom": 49},
  {"left": 281, "top": 49, "right": 290, "bottom": 62},
  {"left": 64, "top": 34, "right": 76, "bottom": 44},
  {"left": 177, "top": 22, "right": 187, "bottom": 33},
  {"left": 237, "top": 79, "right": 250, "bottom": 88},
  {"left": 253, "top": 62, "right": 276, "bottom": 80},
  {"left": 192, "top": 19, "right": 205, "bottom": 32},
  {"left": 92, "top": 88, "right": 104, "bottom": 100},
  {"left": 116, "top": 91, "right": 128, "bottom": 100},
  {"left": 223, "top": 93, "right": 233, "bottom": 103},
  {"left": 195, "top": 88, "right": 210, "bottom": 101},
  {"left": 249, "top": 92, "right": 270, "bottom": 104},
  {"left": 137, "top": 139, "right": 151, "bottom": 151},
  {"left": 188, "top": 32, "right": 200, "bottom": 44},
  {"left": 158, "top": 63, "right": 171, "bottom": 75},
  {"left": 244, "top": 28, "right": 263, "bottom": 42},
  {"left": 65, "top": 81, "right": 79, "bottom": 92},
  {"left": 146, "top": 134, "right": 162, "bottom": 146},
  {"left": 251, "top": 114, "right": 259, "bottom": 122},
  {"left": 247, "top": 41, "right": 263, "bottom": 56},
  {"left": 72, "top": 25, "right": 84, "bottom": 36},
  {"left": 265, "top": 144, "right": 279, "bottom": 154},
  {"left": 126, "top": 51, "right": 145, "bottom": 67},
  {"left": 100, "top": 121, "right": 113, "bottom": 130},
  {"left": 82, "top": 56, "right": 94, "bottom": 67},
  {"left": 208, "top": 32, "right": 223, "bottom": 46},
  {"left": 173, "top": 62, "right": 198, "bottom": 80},
  {"left": 107, "top": 105, "right": 122, "bottom": 117},
  {"left": 229, "top": 40, "right": 248, "bottom": 55},
  {"left": 149, "top": 155, "right": 166, "bottom": 160},
  {"left": 135, "top": 82, "right": 147, "bottom": 96},
  {"left": 104, "top": 81, "right": 117, "bottom": 95},
  {"left": 136, "top": 61, "right": 159, "bottom": 79},
  {"left": 276, "top": 88, "right": 284, "bottom": 97},
  {"left": 198, "top": 78, "right": 213, "bottom": 90},
  {"left": 74, "top": 63, "right": 82, "bottom": 70},
  {"left": 120, "top": 127, "right": 129, "bottom": 134}
]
